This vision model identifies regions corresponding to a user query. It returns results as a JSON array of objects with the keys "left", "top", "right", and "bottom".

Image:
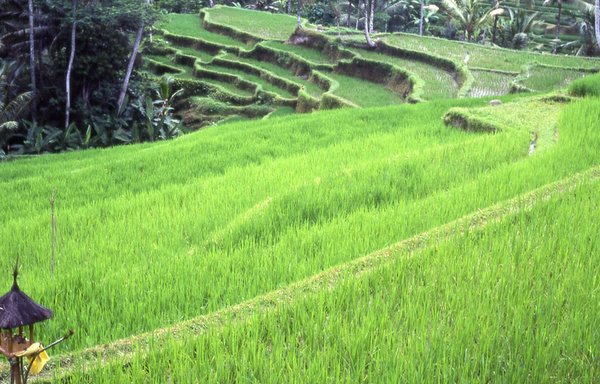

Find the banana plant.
[
  {"left": 142, "top": 75, "right": 184, "bottom": 142},
  {"left": 440, "top": 0, "right": 495, "bottom": 41},
  {"left": 499, "top": 8, "right": 541, "bottom": 49}
]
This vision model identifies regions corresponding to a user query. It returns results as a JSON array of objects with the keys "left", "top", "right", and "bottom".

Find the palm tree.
[
  {"left": 65, "top": 0, "right": 77, "bottom": 129},
  {"left": 595, "top": 0, "right": 599, "bottom": 50},
  {"left": 363, "top": 0, "right": 376, "bottom": 45},
  {"left": 27, "top": 0, "right": 36, "bottom": 119},
  {"left": 491, "top": 0, "right": 503, "bottom": 44},
  {"left": 543, "top": 0, "right": 563, "bottom": 54},
  {"left": 440, "top": 0, "right": 494, "bottom": 42},
  {"left": 561, "top": 8, "right": 598, "bottom": 55}
]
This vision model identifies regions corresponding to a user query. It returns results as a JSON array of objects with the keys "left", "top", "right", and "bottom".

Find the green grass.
[
  {"left": 158, "top": 13, "right": 249, "bottom": 48},
  {"left": 263, "top": 41, "right": 337, "bottom": 65},
  {"left": 325, "top": 71, "right": 404, "bottom": 107},
  {"left": 348, "top": 47, "right": 458, "bottom": 99},
  {"left": 205, "top": 6, "right": 298, "bottom": 41},
  {"left": 382, "top": 33, "right": 600, "bottom": 72},
  {"left": 61, "top": 180, "right": 600, "bottom": 383}
]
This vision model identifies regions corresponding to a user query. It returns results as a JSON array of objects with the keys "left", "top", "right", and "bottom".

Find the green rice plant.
[
  {"left": 204, "top": 6, "right": 298, "bottom": 41},
  {"left": 3, "top": 92, "right": 600, "bottom": 359},
  {"left": 520, "top": 65, "right": 590, "bottom": 92},
  {"left": 323, "top": 71, "right": 404, "bottom": 107},
  {"left": 145, "top": 55, "right": 194, "bottom": 78},
  {"left": 158, "top": 13, "right": 249, "bottom": 49},
  {"left": 262, "top": 41, "right": 337, "bottom": 65},
  {"left": 222, "top": 54, "right": 324, "bottom": 97},
  {"left": 59, "top": 178, "right": 600, "bottom": 383},
  {"left": 349, "top": 47, "right": 458, "bottom": 99},
  {"left": 382, "top": 33, "right": 600, "bottom": 72},
  {"left": 155, "top": 38, "right": 214, "bottom": 64},
  {"left": 187, "top": 97, "right": 274, "bottom": 118},
  {"left": 3, "top": 8, "right": 600, "bottom": 378},
  {"left": 568, "top": 72, "right": 600, "bottom": 97},
  {"left": 201, "top": 63, "right": 296, "bottom": 99},
  {"left": 469, "top": 69, "right": 515, "bottom": 97},
  {"left": 264, "top": 106, "right": 296, "bottom": 118}
]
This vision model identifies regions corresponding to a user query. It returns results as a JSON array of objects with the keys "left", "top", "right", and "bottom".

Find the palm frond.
[
  {"left": 1, "top": 91, "right": 31, "bottom": 122},
  {"left": 440, "top": 0, "right": 468, "bottom": 24},
  {"left": 0, "top": 120, "right": 18, "bottom": 132}
]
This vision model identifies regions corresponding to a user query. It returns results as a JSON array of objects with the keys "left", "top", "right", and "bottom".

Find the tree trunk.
[
  {"left": 492, "top": 16, "right": 498, "bottom": 44},
  {"left": 356, "top": 0, "right": 360, "bottom": 30},
  {"left": 297, "top": 0, "right": 302, "bottom": 28},
  {"left": 287, "top": 0, "right": 291, "bottom": 14},
  {"left": 369, "top": 0, "right": 374, "bottom": 33},
  {"left": 28, "top": 0, "right": 37, "bottom": 120},
  {"left": 595, "top": 0, "right": 600, "bottom": 50},
  {"left": 117, "top": 23, "right": 144, "bottom": 116},
  {"left": 65, "top": 2, "right": 77, "bottom": 130},
  {"left": 419, "top": 0, "right": 424, "bottom": 36},
  {"left": 347, "top": 0, "right": 351, "bottom": 27},
  {"left": 363, "top": 0, "right": 375, "bottom": 47},
  {"left": 553, "top": 1, "right": 562, "bottom": 54}
]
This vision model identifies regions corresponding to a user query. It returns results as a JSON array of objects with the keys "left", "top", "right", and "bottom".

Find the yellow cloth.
[{"left": 14, "top": 342, "right": 50, "bottom": 375}]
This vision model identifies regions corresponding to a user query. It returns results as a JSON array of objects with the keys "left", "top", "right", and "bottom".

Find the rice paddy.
[
  {"left": 1, "top": 5, "right": 600, "bottom": 382},
  {"left": 348, "top": 47, "right": 458, "bottom": 99},
  {"left": 142, "top": 6, "right": 600, "bottom": 127}
]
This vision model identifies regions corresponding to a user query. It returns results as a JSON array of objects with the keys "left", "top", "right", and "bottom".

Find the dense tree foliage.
[{"left": 0, "top": 0, "right": 186, "bottom": 157}]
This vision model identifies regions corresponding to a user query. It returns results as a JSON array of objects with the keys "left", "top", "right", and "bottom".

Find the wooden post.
[
  {"left": 11, "top": 359, "right": 22, "bottom": 384},
  {"left": 29, "top": 325, "right": 34, "bottom": 343}
]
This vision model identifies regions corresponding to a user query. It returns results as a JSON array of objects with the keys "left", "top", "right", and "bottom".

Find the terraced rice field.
[
  {"left": 2, "top": 87, "right": 599, "bottom": 381},
  {"left": 142, "top": 6, "right": 600, "bottom": 127},
  {"left": 204, "top": 6, "right": 298, "bottom": 40},
  {"left": 2, "top": 8, "right": 599, "bottom": 381},
  {"left": 158, "top": 13, "right": 250, "bottom": 49},
  {"left": 325, "top": 71, "right": 403, "bottom": 106},
  {"left": 522, "top": 66, "right": 590, "bottom": 92},
  {"left": 382, "top": 33, "right": 600, "bottom": 72},
  {"left": 469, "top": 69, "right": 515, "bottom": 97},
  {"left": 263, "top": 41, "right": 338, "bottom": 65},
  {"left": 348, "top": 47, "right": 459, "bottom": 99}
]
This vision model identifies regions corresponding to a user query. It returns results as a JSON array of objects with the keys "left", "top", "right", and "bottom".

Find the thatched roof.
[{"left": 0, "top": 263, "right": 52, "bottom": 329}]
